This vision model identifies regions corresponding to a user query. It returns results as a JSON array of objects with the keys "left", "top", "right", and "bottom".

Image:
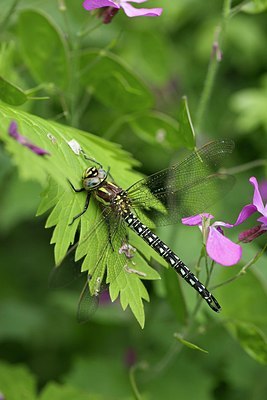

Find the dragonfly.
[{"left": 55, "top": 138, "right": 235, "bottom": 322}]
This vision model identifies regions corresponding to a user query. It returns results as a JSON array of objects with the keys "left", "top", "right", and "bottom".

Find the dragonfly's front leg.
[
  {"left": 68, "top": 180, "right": 91, "bottom": 225},
  {"left": 68, "top": 179, "right": 85, "bottom": 193}
]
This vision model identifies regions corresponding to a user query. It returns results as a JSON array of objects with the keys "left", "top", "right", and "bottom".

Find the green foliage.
[
  {"left": 0, "top": 76, "right": 27, "bottom": 106},
  {"left": 18, "top": 10, "right": 70, "bottom": 89},
  {"left": 79, "top": 50, "right": 153, "bottom": 112},
  {"left": 174, "top": 334, "right": 208, "bottom": 353},
  {"left": 0, "top": 103, "right": 162, "bottom": 327},
  {"left": 0, "top": 362, "right": 36, "bottom": 400},
  {"left": 39, "top": 383, "right": 101, "bottom": 400},
  {"left": 241, "top": 0, "right": 267, "bottom": 14},
  {"left": 227, "top": 321, "right": 267, "bottom": 364},
  {"left": 177, "top": 96, "right": 195, "bottom": 149},
  {"left": 230, "top": 75, "right": 267, "bottom": 134},
  {"left": 0, "top": 362, "right": 102, "bottom": 400},
  {"left": 1, "top": 0, "right": 267, "bottom": 398}
]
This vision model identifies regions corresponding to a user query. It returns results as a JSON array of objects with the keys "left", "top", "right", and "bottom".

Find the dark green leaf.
[
  {"left": 0, "top": 76, "right": 27, "bottom": 105},
  {"left": 79, "top": 50, "right": 153, "bottom": 112},
  {"left": 64, "top": 357, "right": 131, "bottom": 398},
  {"left": 227, "top": 321, "right": 267, "bottom": 364},
  {"left": 216, "top": 266, "right": 267, "bottom": 331},
  {"left": 163, "top": 268, "right": 188, "bottom": 324},
  {"left": 18, "top": 10, "right": 69, "bottom": 89}
]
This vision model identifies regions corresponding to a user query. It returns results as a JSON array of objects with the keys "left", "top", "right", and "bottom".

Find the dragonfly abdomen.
[{"left": 124, "top": 212, "right": 221, "bottom": 313}]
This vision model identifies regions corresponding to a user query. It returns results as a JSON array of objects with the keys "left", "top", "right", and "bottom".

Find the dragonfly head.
[{"left": 82, "top": 166, "right": 107, "bottom": 190}]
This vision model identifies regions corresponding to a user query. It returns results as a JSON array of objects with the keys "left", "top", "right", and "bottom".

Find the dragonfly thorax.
[
  {"left": 82, "top": 166, "right": 107, "bottom": 191},
  {"left": 95, "top": 182, "right": 131, "bottom": 215}
]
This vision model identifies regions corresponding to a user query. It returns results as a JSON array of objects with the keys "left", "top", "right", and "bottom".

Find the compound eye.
[{"left": 83, "top": 167, "right": 94, "bottom": 179}]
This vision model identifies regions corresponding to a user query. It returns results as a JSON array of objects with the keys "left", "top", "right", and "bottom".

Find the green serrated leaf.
[
  {"left": 174, "top": 334, "right": 208, "bottom": 353},
  {"left": 0, "top": 361, "right": 37, "bottom": 400},
  {"left": 227, "top": 321, "right": 267, "bottom": 364},
  {"left": 0, "top": 103, "right": 156, "bottom": 325},
  {"left": 18, "top": 10, "right": 70, "bottom": 89},
  {"left": 0, "top": 76, "right": 27, "bottom": 105},
  {"left": 79, "top": 49, "right": 153, "bottom": 112},
  {"left": 109, "top": 270, "right": 148, "bottom": 328},
  {"left": 177, "top": 96, "right": 196, "bottom": 149}
]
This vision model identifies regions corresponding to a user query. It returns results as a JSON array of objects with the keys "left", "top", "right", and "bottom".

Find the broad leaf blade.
[
  {"left": 0, "top": 76, "right": 27, "bottom": 105},
  {"left": 79, "top": 50, "right": 153, "bottom": 112},
  {"left": 0, "top": 361, "right": 37, "bottom": 400},
  {"left": 18, "top": 10, "right": 70, "bottom": 89},
  {"left": 227, "top": 321, "right": 267, "bottom": 364}
]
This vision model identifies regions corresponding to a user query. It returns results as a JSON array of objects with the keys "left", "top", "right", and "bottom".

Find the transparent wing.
[{"left": 127, "top": 139, "right": 235, "bottom": 226}]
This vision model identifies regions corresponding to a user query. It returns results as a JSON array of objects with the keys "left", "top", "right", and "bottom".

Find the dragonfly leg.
[
  {"left": 68, "top": 179, "right": 85, "bottom": 193},
  {"left": 69, "top": 192, "right": 91, "bottom": 225}
]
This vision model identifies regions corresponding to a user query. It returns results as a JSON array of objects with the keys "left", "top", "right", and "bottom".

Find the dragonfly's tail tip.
[{"left": 209, "top": 295, "right": 222, "bottom": 313}]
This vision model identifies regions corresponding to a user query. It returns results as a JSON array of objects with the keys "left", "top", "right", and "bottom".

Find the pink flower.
[
  {"left": 83, "top": 0, "right": 162, "bottom": 23},
  {"left": 182, "top": 213, "right": 242, "bottom": 267},
  {"left": 8, "top": 121, "right": 50, "bottom": 156},
  {"left": 259, "top": 180, "right": 267, "bottom": 202},
  {"left": 237, "top": 177, "right": 267, "bottom": 242},
  {"left": 182, "top": 176, "right": 267, "bottom": 264}
]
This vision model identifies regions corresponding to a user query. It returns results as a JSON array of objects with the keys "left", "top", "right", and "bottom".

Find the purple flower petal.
[
  {"left": 206, "top": 227, "right": 242, "bottom": 266},
  {"left": 250, "top": 176, "right": 266, "bottom": 215},
  {"left": 258, "top": 216, "right": 267, "bottom": 224},
  {"left": 9, "top": 120, "right": 21, "bottom": 140},
  {"left": 213, "top": 221, "right": 234, "bottom": 229},
  {"left": 127, "top": 0, "right": 149, "bottom": 3},
  {"left": 259, "top": 180, "right": 267, "bottom": 202},
  {"left": 182, "top": 213, "right": 213, "bottom": 226},
  {"left": 232, "top": 204, "right": 257, "bottom": 226},
  {"left": 120, "top": 2, "right": 162, "bottom": 17},
  {"left": 8, "top": 121, "right": 50, "bottom": 156},
  {"left": 83, "top": 0, "right": 119, "bottom": 10}
]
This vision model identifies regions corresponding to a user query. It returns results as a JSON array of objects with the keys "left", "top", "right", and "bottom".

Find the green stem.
[
  {"left": 195, "top": 0, "right": 232, "bottom": 132},
  {"left": 129, "top": 363, "right": 147, "bottom": 400},
  {"left": 211, "top": 242, "right": 267, "bottom": 290},
  {"left": 220, "top": 159, "right": 267, "bottom": 175},
  {"left": 77, "top": 20, "right": 103, "bottom": 38}
]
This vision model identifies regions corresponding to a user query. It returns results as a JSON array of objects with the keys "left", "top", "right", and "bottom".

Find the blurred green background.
[{"left": 0, "top": 0, "right": 267, "bottom": 399}]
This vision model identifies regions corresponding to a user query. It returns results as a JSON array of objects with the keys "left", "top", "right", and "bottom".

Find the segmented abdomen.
[{"left": 124, "top": 212, "right": 221, "bottom": 312}]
